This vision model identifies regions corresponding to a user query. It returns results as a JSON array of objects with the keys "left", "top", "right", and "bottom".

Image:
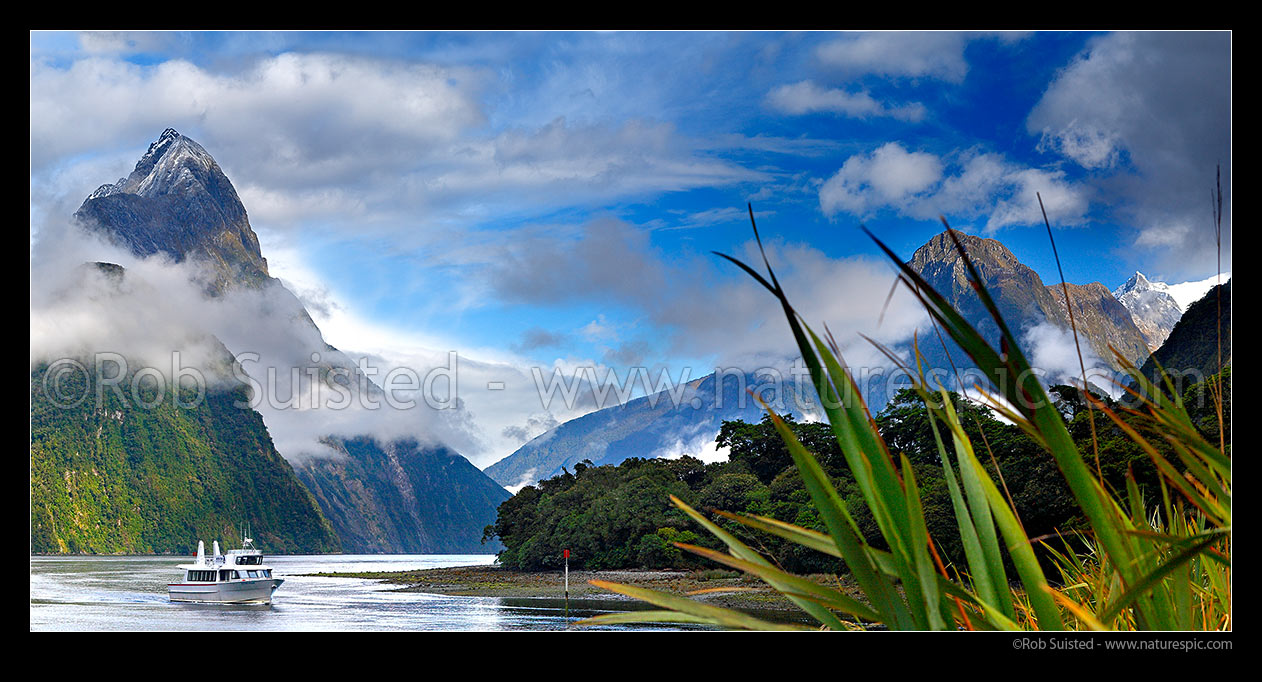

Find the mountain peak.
[
  {"left": 74, "top": 128, "right": 268, "bottom": 291},
  {"left": 909, "top": 230, "right": 1021, "bottom": 271},
  {"left": 907, "top": 229, "right": 1151, "bottom": 372},
  {"left": 1115, "top": 271, "right": 1174, "bottom": 301},
  {"left": 1112, "top": 271, "right": 1183, "bottom": 351},
  {"left": 82, "top": 128, "right": 222, "bottom": 202}
]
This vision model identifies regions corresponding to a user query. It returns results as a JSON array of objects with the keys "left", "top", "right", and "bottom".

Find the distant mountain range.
[
  {"left": 490, "top": 229, "right": 1164, "bottom": 491},
  {"left": 484, "top": 372, "right": 809, "bottom": 489},
  {"left": 34, "top": 129, "right": 507, "bottom": 554}
]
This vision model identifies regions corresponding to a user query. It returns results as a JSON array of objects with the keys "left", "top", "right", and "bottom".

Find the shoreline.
[
  {"left": 304, "top": 564, "right": 859, "bottom": 614},
  {"left": 29, "top": 552, "right": 499, "bottom": 558}
]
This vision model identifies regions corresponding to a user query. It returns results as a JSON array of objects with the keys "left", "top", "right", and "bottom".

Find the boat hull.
[{"left": 168, "top": 578, "right": 284, "bottom": 604}]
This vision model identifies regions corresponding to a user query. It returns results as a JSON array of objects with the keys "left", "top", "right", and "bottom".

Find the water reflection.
[{"left": 31, "top": 555, "right": 718, "bottom": 631}]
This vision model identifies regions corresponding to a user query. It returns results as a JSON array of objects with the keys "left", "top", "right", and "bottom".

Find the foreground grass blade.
[
  {"left": 1097, "top": 533, "right": 1226, "bottom": 626},
  {"left": 577, "top": 610, "right": 729, "bottom": 627},
  {"left": 757, "top": 405, "right": 913, "bottom": 628},
  {"left": 711, "top": 510, "right": 841, "bottom": 558},
  {"left": 675, "top": 542, "right": 880, "bottom": 622},
  {"left": 584, "top": 206, "right": 1228, "bottom": 632},
  {"left": 670, "top": 495, "right": 848, "bottom": 629},
  {"left": 579, "top": 580, "right": 812, "bottom": 630}
]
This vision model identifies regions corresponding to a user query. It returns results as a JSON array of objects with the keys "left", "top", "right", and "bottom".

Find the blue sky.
[{"left": 30, "top": 31, "right": 1232, "bottom": 465}]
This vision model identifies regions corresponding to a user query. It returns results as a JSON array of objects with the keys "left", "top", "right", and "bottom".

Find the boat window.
[
  {"left": 219, "top": 570, "right": 231, "bottom": 581},
  {"left": 188, "top": 570, "right": 215, "bottom": 582},
  {"left": 233, "top": 571, "right": 241, "bottom": 579},
  {"left": 264, "top": 570, "right": 272, "bottom": 578}
]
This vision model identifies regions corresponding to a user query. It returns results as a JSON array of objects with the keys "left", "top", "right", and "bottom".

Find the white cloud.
[
  {"left": 29, "top": 53, "right": 482, "bottom": 174},
  {"left": 1036, "top": 119, "right": 1121, "bottom": 170},
  {"left": 30, "top": 54, "right": 764, "bottom": 238},
  {"left": 654, "top": 421, "right": 731, "bottom": 464},
  {"left": 30, "top": 217, "right": 550, "bottom": 467},
  {"left": 819, "top": 142, "right": 943, "bottom": 216},
  {"left": 1027, "top": 31, "right": 1231, "bottom": 278},
  {"left": 765, "top": 80, "right": 926, "bottom": 121},
  {"left": 1021, "top": 320, "right": 1121, "bottom": 399},
  {"left": 260, "top": 235, "right": 611, "bottom": 467},
  {"left": 820, "top": 143, "right": 1088, "bottom": 231},
  {"left": 77, "top": 31, "right": 184, "bottom": 56},
  {"left": 815, "top": 32, "right": 971, "bottom": 82},
  {"left": 481, "top": 215, "right": 929, "bottom": 378}
]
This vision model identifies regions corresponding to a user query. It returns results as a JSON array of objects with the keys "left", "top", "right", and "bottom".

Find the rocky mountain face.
[
  {"left": 296, "top": 438, "right": 510, "bottom": 553},
  {"left": 1138, "top": 279, "right": 1231, "bottom": 392},
  {"left": 484, "top": 371, "right": 811, "bottom": 490},
  {"left": 1112, "top": 272, "right": 1184, "bottom": 351},
  {"left": 1044, "top": 281, "right": 1152, "bottom": 365},
  {"left": 908, "top": 231, "right": 1151, "bottom": 372},
  {"left": 76, "top": 129, "right": 270, "bottom": 293},
  {"left": 41, "top": 128, "right": 507, "bottom": 554}
]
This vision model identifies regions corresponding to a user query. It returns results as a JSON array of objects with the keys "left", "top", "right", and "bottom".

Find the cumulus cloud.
[
  {"left": 815, "top": 32, "right": 972, "bottom": 82},
  {"left": 30, "top": 54, "right": 765, "bottom": 238},
  {"left": 820, "top": 143, "right": 1088, "bottom": 231},
  {"left": 29, "top": 53, "right": 482, "bottom": 175},
  {"left": 1027, "top": 31, "right": 1231, "bottom": 277},
  {"left": 820, "top": 142, "right": 943, "bottom": 216},
  {"left": 480, "top": 216, "right": 928, "bottom": 376},
  {"left": 765, "top": 81, "right": 926, "bottom": 121}
]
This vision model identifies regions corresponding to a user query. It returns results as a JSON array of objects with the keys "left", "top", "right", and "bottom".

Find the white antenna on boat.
[
  {"left": 213, "top": 540, "right": 221, "bottom": 557},
  {"left": 196, "top": 540, "right": 205, "bottom": 564}
]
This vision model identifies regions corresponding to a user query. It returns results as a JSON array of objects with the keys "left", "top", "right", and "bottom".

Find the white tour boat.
[{"left": 168, "top": 536, "right": 283, "bottom": 604}]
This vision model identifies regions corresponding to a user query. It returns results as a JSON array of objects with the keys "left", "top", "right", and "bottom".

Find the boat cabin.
[{"left": 177, "top": 540, "right": 274, "bottom": 583}]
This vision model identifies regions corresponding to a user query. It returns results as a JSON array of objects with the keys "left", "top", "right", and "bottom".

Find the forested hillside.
[{"left": 31, "top": 364, "right": 341, "bottom": 554}]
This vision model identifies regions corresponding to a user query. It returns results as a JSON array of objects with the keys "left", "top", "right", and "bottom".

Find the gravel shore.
[{"left": 304, "top": 564, "right": 859, "bottom": 614}]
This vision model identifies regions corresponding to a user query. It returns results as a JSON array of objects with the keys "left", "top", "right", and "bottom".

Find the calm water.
[{"left": 30, "top": 554, "right": 698, "bottom": 631}]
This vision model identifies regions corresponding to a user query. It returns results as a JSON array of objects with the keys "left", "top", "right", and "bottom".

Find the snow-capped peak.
[
  {"left": 1114, "top": 271, "right": 1171, "bottom": 298},
  {"left": 1113, "top": 271, "right": 1184, "bottom": 351},
  {"left": 93, "top": 128, "right": 224, "bottom": 201}
]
